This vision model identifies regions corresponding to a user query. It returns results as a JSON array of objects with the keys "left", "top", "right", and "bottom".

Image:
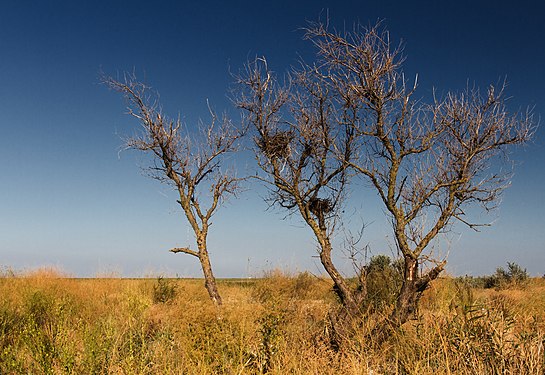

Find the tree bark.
[
  {"left": 391, "top": 256, "right": 420, "bottom": 325},
  {"left": 389, "top": 257, "right": 444, "bottom": 326},
  {"left": 319, "top": 238, "right": 358, "bottom": 312},
  {"left": 313, "top": 226, "right": 367, "bottom": 348},
  {"left": 197, "top": 235, "right": 222, "bottom": 306}
]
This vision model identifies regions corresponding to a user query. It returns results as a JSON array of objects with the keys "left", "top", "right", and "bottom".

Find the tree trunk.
[
  {"left": 366, "top": 257, "right": 445, "bottom": 345},
  {"left": 315, "top": 232, "right": 367, "bottom": 349},
  {"left": 318, "top": 235, "right": 359, "bottom": 313},
  {"left": 391, "top": 257, "right": 420, "bottom": 325},
  {"left": 197, "top": 235, "right": 222, "bottom": 306}
]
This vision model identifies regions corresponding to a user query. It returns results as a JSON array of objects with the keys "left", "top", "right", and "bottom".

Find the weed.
[
  {"left": 152, "top": 277, "right": 178, "bottom": 304},
  {"left": 255, "top": 310, "right": 285, "bottom": 372}
]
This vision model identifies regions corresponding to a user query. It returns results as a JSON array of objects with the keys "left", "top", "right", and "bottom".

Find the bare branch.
[{"left": 170, "top": 247, "right": 199, "bottom": 257}]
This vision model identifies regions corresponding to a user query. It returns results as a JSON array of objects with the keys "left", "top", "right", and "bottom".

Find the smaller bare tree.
[
  {"left": 235, "top": 58, "right": 365, "bottom": 343},
  {"left": 104, "top": 74, "right": 244, "bottom": 305}
]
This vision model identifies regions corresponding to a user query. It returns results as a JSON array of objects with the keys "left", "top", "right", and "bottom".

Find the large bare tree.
[
  {"left": 104, "top": 74, "right": 244, "bottom": 305},
  {"left": 305, "top": 22, "right": 533, "bottom": 326},
  {"left": 236, "top": 21, "right": 533, "bottom": 342}
]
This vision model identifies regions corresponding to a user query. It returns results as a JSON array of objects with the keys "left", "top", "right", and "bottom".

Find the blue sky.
[{"left": 1, "top": 0, "right": 543, "bottom": 277}]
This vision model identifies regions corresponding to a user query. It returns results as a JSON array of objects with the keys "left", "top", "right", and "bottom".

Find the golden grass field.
[{"left": 1, "top": 268, "right": 544, "bottom": 374}]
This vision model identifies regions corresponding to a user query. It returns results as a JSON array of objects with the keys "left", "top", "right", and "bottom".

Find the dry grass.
[{"left": 0, "top": 269, "right": 544, "bottom": 374}]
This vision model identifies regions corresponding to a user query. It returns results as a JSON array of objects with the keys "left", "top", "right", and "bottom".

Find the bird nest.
[
  {"left": 257, "top": 131, "right": 293, "bottom": 159},
  {"left": 308, "top": 197, "right": 333, "bottom": 217}
]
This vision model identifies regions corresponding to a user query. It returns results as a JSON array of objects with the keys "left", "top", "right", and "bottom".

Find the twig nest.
[
  {"left": 308, "top": 197, "right": 333, "bottom": 216},
  {"left": 257, "top": 131, "right": 293, "bottom": 159}
]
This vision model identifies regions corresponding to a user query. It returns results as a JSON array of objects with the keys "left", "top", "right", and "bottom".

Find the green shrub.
[
  {"left": 364, "top": 255, "right": 403, "bottom": 310},
  {"left": 152, "top": 277, "right": 178, "bottom": 304},
  {"left": 491, "top": 262, "right": 529, "bottom": 289},
  {"left": 457, "top": 262, "right": 529, "bottom": 290}
]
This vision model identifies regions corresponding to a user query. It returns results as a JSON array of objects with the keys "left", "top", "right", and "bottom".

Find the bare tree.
[
  {"left": 235, "top": 58, "right": 367, "bottom": 341},
  {"left": 236, "top": 21, "right": 533, "bottom": 343},
  {"left": 104, "top": 74, "right": 244, "bottom": 306},
  {"left": 304, "top": 22, "right": 534, "bottom": 326}
]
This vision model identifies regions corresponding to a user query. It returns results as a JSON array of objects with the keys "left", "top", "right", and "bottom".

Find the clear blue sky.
[{"left": 1, "top": 0, "right": 543, "bottom": 277}]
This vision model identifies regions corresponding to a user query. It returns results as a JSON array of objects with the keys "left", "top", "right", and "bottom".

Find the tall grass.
[{"left": 0, "top": 269, "right": 544, "bottom": 374}]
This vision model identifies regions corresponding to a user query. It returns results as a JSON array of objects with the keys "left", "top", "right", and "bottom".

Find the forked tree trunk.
[
  {"left": 391, "top": 257, "right": 419, "bottom": 325},
  {"left": 197, "top": 235, "right": 222, "bottom": 306},
  {"left": 390, "top": 257, "right": 443, "bottom": 326}
]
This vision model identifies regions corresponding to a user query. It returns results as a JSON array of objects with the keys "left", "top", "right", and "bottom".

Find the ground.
[{"left": 1, "top": 269, "right": 544, "bottom": 374}]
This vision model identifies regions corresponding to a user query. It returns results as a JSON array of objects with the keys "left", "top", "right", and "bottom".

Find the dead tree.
[
  {"left": 104, "top": 74, "right": 244, "bottom": 306},
  {"left": 304, "top": 22, "right": 534, "bottom": 327},
  {"left": 237, "top": 21, "right": 533, "bottom": 345},
  {"left": 235, "top": 58, "right": 366, "bottom": 343}
]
